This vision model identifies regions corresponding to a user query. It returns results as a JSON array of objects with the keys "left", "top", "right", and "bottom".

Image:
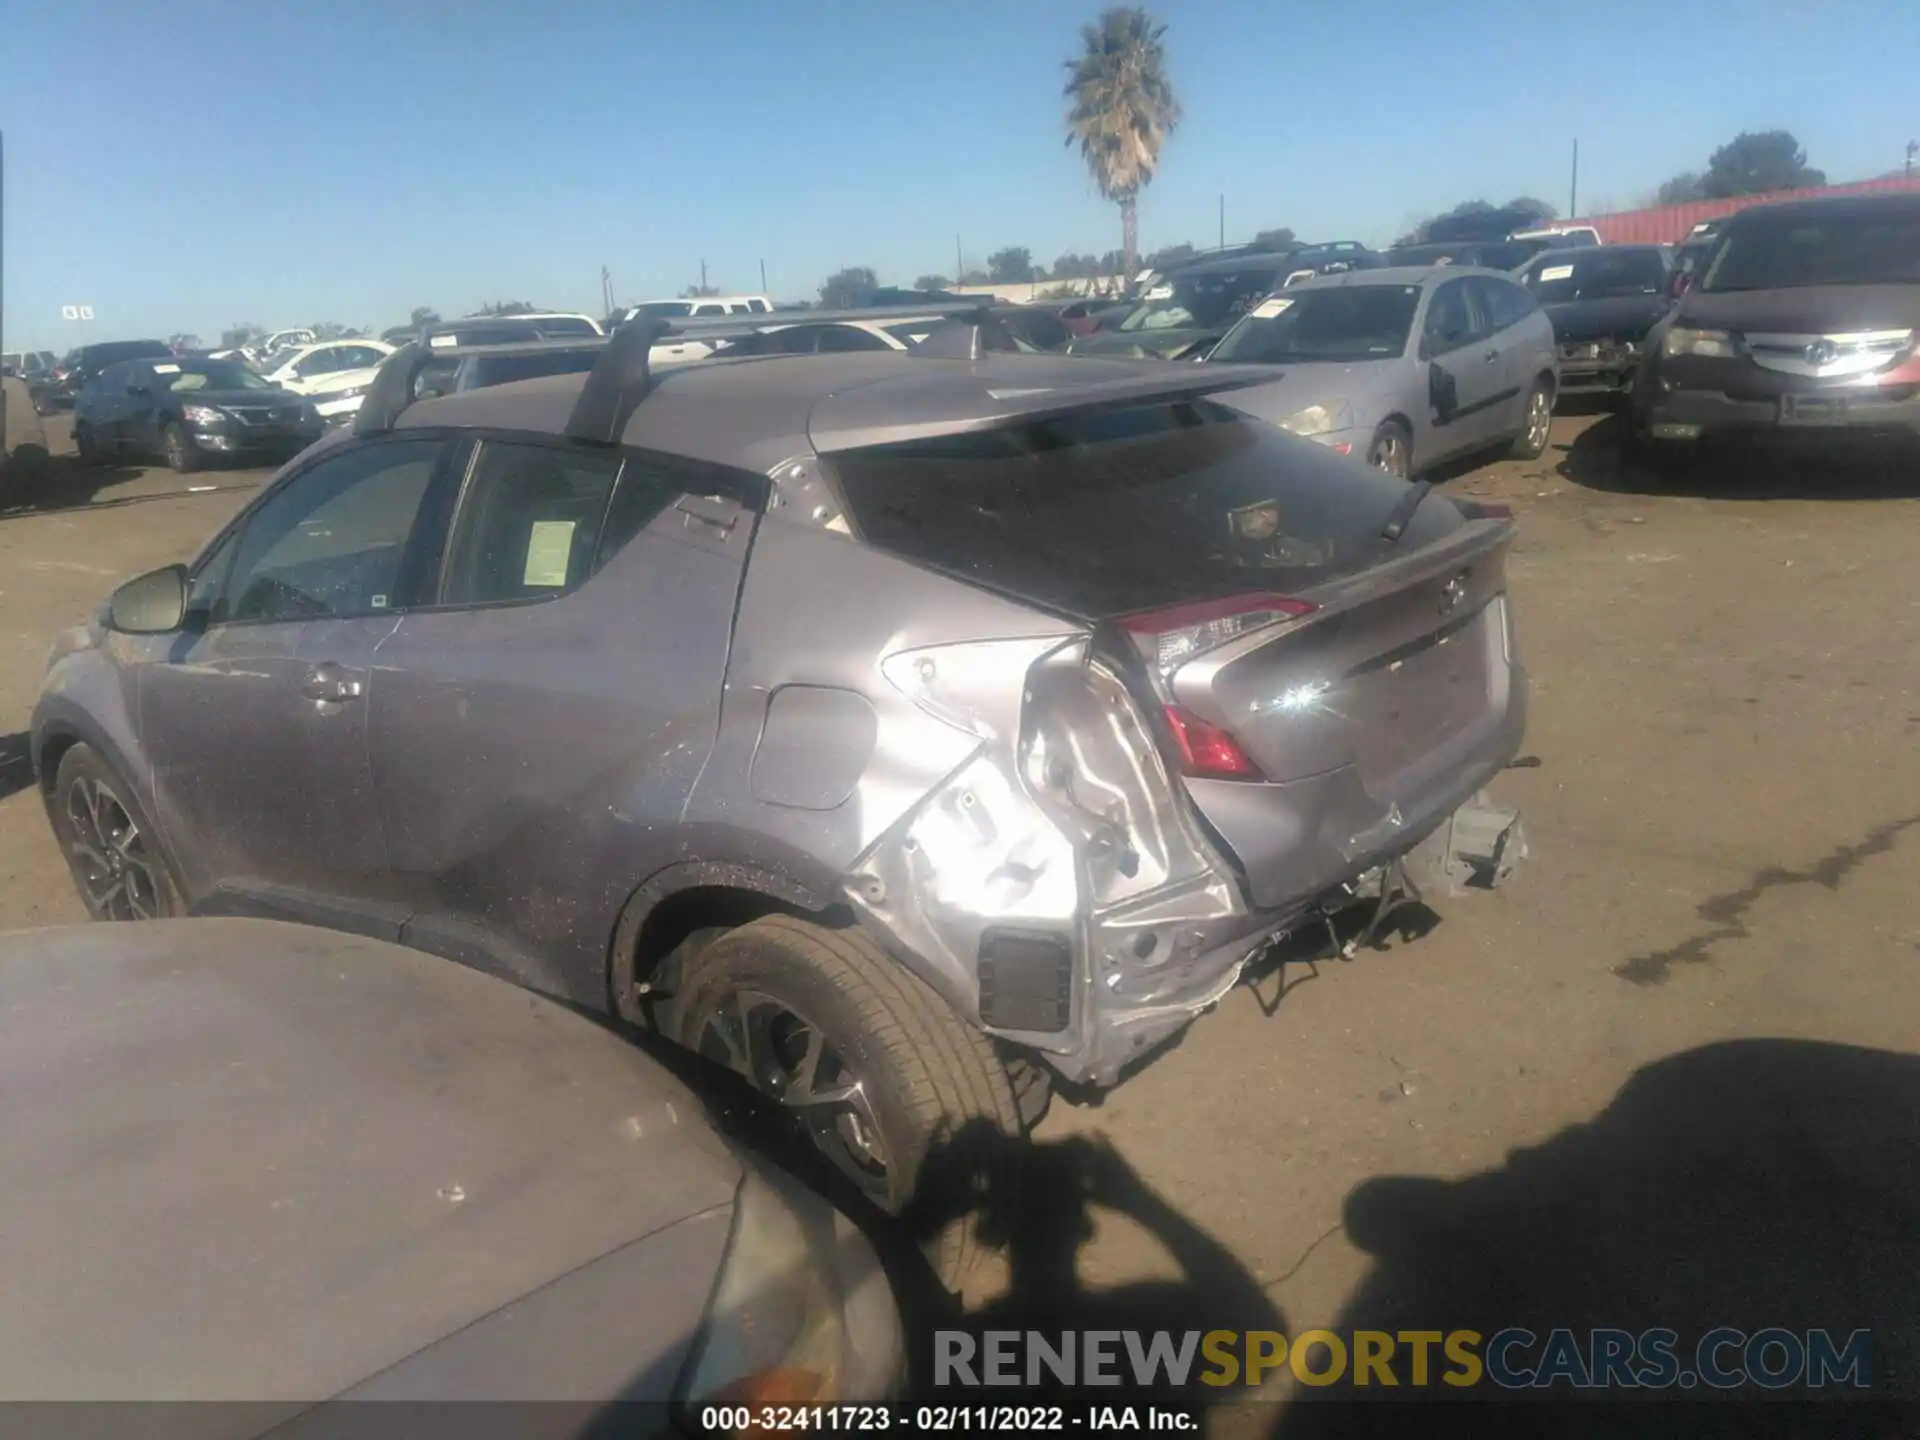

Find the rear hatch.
[{"left": 830, "top": 400, "right": 1524, "bottom": 909}]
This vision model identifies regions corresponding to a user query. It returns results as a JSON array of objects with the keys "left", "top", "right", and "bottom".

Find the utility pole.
[
  {"left": 1907, "top": 140, "right": 1917, "bottom": 179},
  {"left": 600, "top": 266, "right": 613, "bottom": 320},
  {"left": 1569, "top": 139, "right": 1580, "bottom": 219},
  {"left": 759, "top": 258, "right": 768, "bottom": 294},
  {"left": 955, "top": 234, "right": 964, "bottom": 282},
  {"left": 1219, "top": 194, "right": 1225, "bottom": 249},
  {"left": 699, "top": 258, "right": 708, "bottom": 294}
]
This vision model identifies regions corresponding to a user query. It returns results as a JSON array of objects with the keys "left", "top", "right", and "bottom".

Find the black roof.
[{"left": 1727, "top": 190, "right": 1920, "bottom": 226}]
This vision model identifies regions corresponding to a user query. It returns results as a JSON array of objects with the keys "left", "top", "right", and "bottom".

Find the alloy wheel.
[
  {"left": 63, "top": 775, "right": 164, "bottom": 920},
  {"left": 1527, "top": 388, "right": 1552, "bottom": 452},
  {"left": 164, "top": 427, "right": 188, "bottom": 469},
  {"left": 687, "top": 989, "right": 891, "bottom": 1202},
  {"left": 1369, "top": 430, "right": 1410, "bottom": 478}
]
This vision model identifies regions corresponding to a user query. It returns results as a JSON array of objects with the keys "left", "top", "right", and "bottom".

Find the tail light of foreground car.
[
  {"left": 1163, "top": 704, "right": 1264, "bottom": 781},
  {"left": 1118, "top": 592, "right": 1318, "bottom": 679},
  {"left": 673, "top": 1165, "right": 904, "bottom": 1423}
]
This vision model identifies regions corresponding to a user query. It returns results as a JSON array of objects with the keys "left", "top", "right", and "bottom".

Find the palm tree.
[{"left": 1062, "top": 7, "right": 1181, "bottom": 282}]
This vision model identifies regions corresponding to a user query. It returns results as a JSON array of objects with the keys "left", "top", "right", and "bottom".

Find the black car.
[
  {"left": 73, "top": 356, "right": 320, "bottom": 472},
  {"left": 1385, "top": 240, "right": 1534, "bottom": 271},
  {"left": 1517, "top": 245, "right": 1676, "bottom": 399},
  {"left": 1283, "top": 241, "right": 1386, "bottom": 280},
  {"left": 1066, "top": 252, "right": 1303, "bottom": 359},
  {"left": 1631, "top": 192, "right": 1920, "bottom": 461},
  {"left": 38, "top": 339, "right": 173, "bottom": 413}
]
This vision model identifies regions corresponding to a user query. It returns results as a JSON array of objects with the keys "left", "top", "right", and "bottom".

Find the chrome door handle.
[{"left": 301, "top": 661, "right": 365, "bottom": 703}]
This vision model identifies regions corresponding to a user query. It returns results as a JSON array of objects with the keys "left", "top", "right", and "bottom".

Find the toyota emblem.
[
  {"left": 1805, "top": 339, "right": 1839, "bottom": 366},
  {"left": 1440, "top": 575, "right": 1466, "bottom": 614}
]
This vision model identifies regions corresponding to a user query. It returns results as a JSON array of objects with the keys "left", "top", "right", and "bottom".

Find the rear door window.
[
  {"left": 1472, "top": 277, "right": 1535, "bottom": 334},
  {"left": 437, "top": 442, "right": 626, "bottom": 605},
  {"left": 831, "top": 402, "right": 1459, "bottom": 620},
  {"left": 1422, "top": 279, "right": 1482, "bottom": 355}
]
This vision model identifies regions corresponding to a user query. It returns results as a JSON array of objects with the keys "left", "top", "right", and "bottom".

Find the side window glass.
[
  {"left": 1472, "top": 277, "right": 1522, "bottom": 333},
  {"left": 214, "top": 440, "right": 447, "bottom": 625},
  {"left": 1423, "top": 281, "right": 1476, "bottom": 356},
  {"left": 187, "top": 529, "right": 242, "bottom": 615},
  {"left": 437, "top": 443, "right": 626, "bottom": 606}
]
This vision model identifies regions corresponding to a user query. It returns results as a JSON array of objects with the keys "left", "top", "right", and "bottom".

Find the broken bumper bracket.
[{"left": 1400, "top": 789, "right": 1528, "bottom": 896}]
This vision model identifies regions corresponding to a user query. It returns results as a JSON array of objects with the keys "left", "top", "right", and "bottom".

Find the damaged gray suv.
[{"left": 34, "top": 316, "right": 1527, "bottom": 1276}]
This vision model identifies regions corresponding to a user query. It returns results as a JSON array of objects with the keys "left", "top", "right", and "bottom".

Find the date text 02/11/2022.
[{"left": 696, "top": 1405, "right": 1198, "bottom": 1432}]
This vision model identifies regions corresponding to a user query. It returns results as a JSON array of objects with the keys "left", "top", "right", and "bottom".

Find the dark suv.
[
  {"left": 40, "top": 340, "right": 174, "bottom": 413},
  {"left": 1631, "top": 193, "right": 1920, "bottom": 461}
]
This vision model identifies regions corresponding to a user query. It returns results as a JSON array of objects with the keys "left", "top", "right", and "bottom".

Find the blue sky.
[{"left": 3, "top": 0, "right": 1915, "bottom": 349}]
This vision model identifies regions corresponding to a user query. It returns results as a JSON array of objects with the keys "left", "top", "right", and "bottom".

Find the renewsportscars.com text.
[{"left": 934, "top": 1327, "right": 1874, "bottom": 1390}]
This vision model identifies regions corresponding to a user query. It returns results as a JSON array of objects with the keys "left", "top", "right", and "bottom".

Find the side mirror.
[{"left": 107, "top": 565, "right": 189, "bottom": 635}]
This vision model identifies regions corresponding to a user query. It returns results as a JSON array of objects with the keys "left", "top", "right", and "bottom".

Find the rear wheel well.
[
  {"left": 610, "top": 882, "right": 855, "bottom": 1024},
  {"left": 37, "top": 731, "right": 81, "bottom": 801}
]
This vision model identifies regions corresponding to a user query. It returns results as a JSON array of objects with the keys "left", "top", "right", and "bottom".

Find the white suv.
[{"left": 260, "top": 340, "right": 397, "bottom": 424}]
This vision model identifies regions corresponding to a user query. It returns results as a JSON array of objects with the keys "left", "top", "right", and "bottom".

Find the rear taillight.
[
  {"left": 1163, "top": 705, "right": 1264, "bottom": 781},
  {"left": 1119, "top": 593, "right": 1317, "bottom": 677}
]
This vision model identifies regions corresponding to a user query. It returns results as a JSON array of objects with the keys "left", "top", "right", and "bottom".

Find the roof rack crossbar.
[
  {"left": 566, "top": 318, "right": 672, "bottom": 446},
  {"left": 907, "top": 307, "right": 1016, "bottom": 359}
]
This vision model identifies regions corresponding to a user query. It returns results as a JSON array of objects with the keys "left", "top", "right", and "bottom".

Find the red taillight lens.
[
  {"left": 1163, "top": 705, "right": 1264, "bottom": 781},
  {"left": 1119, "top": 593, "right": 1317, "bottom": 676}
]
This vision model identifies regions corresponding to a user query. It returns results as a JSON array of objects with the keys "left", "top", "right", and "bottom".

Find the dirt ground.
[{"left": 4, "top": 410, "right": 1918, "bottom": 1413}]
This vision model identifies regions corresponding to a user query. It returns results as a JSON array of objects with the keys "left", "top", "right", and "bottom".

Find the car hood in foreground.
[
  {"left": 0, "top": 919, "right": 742, "bottom": 1402},
  {"left": 1543, "top": 294, "right": 1674, "bottom": 344},
  {"left": 1067, "top": 324, "right": 1220, "bottom": 359},
  {"left": 1675, "top": 283, "right": 1920, "bottom": 335}
]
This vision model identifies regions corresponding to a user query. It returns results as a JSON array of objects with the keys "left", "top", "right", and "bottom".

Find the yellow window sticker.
[{"left": 523, "top": 520, "right": 575, "bottom": 587}]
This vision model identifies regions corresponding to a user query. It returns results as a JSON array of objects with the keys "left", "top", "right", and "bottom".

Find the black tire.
[
  {"left": 1365, "top": 419, "right": 1414, "bottom": 479},
  {"left": 1509, "top": 378, "right": 1554, "bottom": 460},
  {"left": 49, "top": 744, "right": 184, "bottom": 922},
  {"left": 73, "top": 422, "right": 103, "bottom": 465},
  {"left": 162, "top": 421, "right": 201, "bottom": 474},
  {"left": 666, "top": 915, "right": 1022, "bottom": 1284}
]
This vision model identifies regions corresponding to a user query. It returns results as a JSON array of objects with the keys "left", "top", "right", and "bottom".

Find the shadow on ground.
[
  {"left": 0, "top": 454, "right": 264, "bottom": 520},
  {"left": 900, "top": 1118, "right": 1287, "bottom": 1405},
  {"left": 0, "top": 734, "right": 35, "bottom": 804},
  {"left": 1, "top": 454, "right": 146, "bottom": 517},
  {"left": 1556, "top": 412, "right": 1920, "bottom": 501},
  {"left": 1272, "top": 1038, "right": 1920, "bottom": 1436}
]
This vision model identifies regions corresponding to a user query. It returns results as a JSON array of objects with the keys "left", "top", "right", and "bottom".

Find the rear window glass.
[{"left": 831, "top": 402, "right": 1458, "bottom": 619}]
